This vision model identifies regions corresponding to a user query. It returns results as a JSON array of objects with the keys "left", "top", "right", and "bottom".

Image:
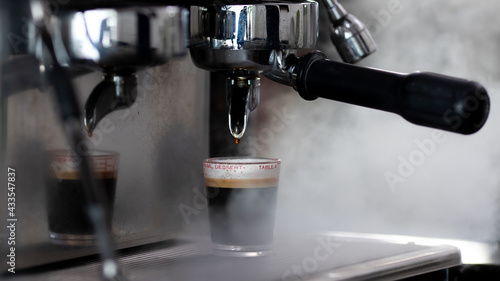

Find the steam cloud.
[{"left": 250, "top": 0, "right": 500, "bottom": 243}]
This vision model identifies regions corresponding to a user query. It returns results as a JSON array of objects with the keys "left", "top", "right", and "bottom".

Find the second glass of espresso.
[
  {"left": 46, "top": 150, "right": 119, "bottom": 246},
  {"left": 203, "top": 157, "right": 281, "bottom": 257}
]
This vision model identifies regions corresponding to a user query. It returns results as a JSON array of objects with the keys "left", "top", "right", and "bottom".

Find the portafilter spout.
[
  {"left": 226, "top": 71, "right": 260, "bottom": 142},
  {"left": 84, "top": 73, "right": 137, "bottom": 134}
]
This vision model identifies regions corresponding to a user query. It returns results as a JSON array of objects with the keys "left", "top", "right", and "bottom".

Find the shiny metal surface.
[
  {"left": 321, "top": 0, "right": 377, "bottom": 63},
  {"left": 328, "top": 14, "right": 377, "bottom": 63},
  {"left": 190, "top": 1, "right": 318, "bottom": 71},
  {"left": 50, "top": 6, "right": 188, "bottom": 69},
  {"left": 3, "top": 233, "right": 461, "bottom": 280},
  {"left": 227, "top": 72, "right": 261, "bottom": 139}
]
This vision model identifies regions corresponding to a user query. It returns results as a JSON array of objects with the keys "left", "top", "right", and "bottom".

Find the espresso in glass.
[
  {"left": 46, "top": 150, "right": 119, "bottom": 246},
  {"left": 203, "top": 157, "right": 281, "bottom": 257}
]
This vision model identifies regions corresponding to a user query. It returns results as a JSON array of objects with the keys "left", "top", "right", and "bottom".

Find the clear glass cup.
[
  {"left": 46, "top": 150, "right": 119, "bottom": 246},
  {"left": 203, "top": 157, "right": 281, "bottom": 257}
]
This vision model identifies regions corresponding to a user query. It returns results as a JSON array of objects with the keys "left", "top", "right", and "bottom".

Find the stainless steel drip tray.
[{"left": 4, "top": 233, "right": 461, "bottom": 281}]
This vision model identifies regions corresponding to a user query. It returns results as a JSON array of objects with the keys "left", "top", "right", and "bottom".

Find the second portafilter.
[
  {"left": 46, "top": 5, "right": 189, "bottom": 134},
  {"left": 190, "top": 1, "right": 489, "bottom": 139}
]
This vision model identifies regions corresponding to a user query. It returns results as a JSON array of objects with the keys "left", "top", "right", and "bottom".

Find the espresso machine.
[{"left": 0, "top": 0, "right": 494, "bottom": 280}]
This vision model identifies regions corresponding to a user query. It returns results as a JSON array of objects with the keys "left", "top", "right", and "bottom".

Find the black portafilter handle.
[{"left": 294, "top": 51, "right": 490, "bottom": 134}]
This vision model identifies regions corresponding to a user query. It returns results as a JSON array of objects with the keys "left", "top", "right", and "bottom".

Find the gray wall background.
[{"left": 243, "top": 0, "right": 500, "bottom": 242}]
